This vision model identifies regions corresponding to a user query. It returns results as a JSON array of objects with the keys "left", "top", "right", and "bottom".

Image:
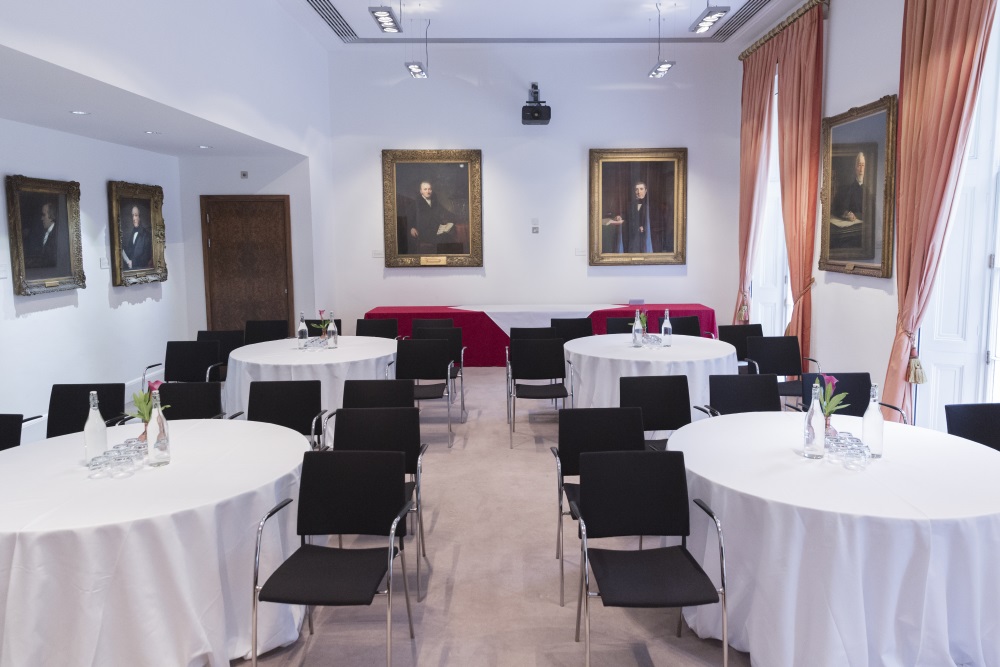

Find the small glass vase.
[
  {"left": 138, "top": 421, "right": 150, "bottom": 442},
  {"left": 824, "top": 415, "right": 838, "bottom": 441}
]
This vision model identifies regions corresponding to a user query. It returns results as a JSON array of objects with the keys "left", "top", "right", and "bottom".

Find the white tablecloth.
[
  {"left": 0, "top": 419, "right": 309, "bottom": 666},
  {"left": 563, "top": 333, "right": 737, "bottom": 412},
  {"left": 669, "top": 412, "right": 1000, "bottom": 667},
  {"left": 225, "top": 336, "right": 397, "bottom": 415}
]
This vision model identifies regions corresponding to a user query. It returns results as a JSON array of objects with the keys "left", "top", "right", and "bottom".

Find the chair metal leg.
[
  {"left": 558, "top": 504, "right": 565, "bottom": 607},
  {"left": 446, "top": 393, "right": 453, "bottom": 448},
  {"left": 509, "top": 396, "right": 516, "bottom": 448},
  {"left": 399, "top": 549, "right": 415, "bottom": 638},
  {"left": 307, "top": 606, "right": 314, "bottom": 635},
  {"left": 574, "top": 558, "right": 585, "bottom": 642},
  {"left": 459, "top": 372, "right": 466, "bottom": 423},
  {"left": 251, "top": 588, "right": 260, "bottom": 667},
  {"left": 721, "top": 589, "right": 729, "bottom": 667},
  {"left": 676, "top": 605, "right": 683, "bottom": 636}
]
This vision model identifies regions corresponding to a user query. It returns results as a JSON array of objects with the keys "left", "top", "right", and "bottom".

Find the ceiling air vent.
[
  {"left": 305, "top": 0, "right": 359, "bottom": 43},
  {"left": 711, "top": 0, "right": 772, "bottom": 42}
]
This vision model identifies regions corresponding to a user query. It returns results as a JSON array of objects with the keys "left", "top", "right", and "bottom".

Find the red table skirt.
[{"left": 365, "top": 304, "right": 718, "bottom": 367}]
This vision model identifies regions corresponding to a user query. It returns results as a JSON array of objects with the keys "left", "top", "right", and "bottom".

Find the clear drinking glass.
[{"left": 87, "top": 454, "right": 112, "bottom": 479}]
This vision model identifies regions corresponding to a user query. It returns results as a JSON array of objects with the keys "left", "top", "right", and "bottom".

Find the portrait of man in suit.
[
  {"left": 827, "top": 143, "right": 878, "bottom": 261},
  {"left": 120, "top": 201, "right": 153, "bottom": 270},
  {"left": 394, "top": 162, "right": 471, "bottom": 256},
  {"left": 599, "top": 161, "right": 676, "bottom": 255},
  {"left": 20, "top": 193, "right": 71, "bottom": 278}
]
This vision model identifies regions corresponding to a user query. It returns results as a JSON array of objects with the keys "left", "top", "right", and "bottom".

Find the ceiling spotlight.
[
  {"left": 648, "top": 60, "right": 675, "bottom": 78},
  {"left": 405, "top": 61, "right": 427, "bottom": 78},
  {"left": 70, "top": 110, "right": 90, "bottom": 115},
  {"left": 198, "top": 145, "right": 213, "bottom": 149},
  {"left": 689, "top": 4, "right": 729, "bottom": 33},
  {"left": 369, "top": 6, "right": 402, "bottom": 33}
]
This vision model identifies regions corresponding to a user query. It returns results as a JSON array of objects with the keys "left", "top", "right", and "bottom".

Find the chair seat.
[
  {"left": 644, "top": 438, "right": 668, "bottom": 452},
  {"left": 514, "top": 382, "right": 568, "bottom": 400},
  {"left": 588, "top": 545, "right": 719, "bottom": 608},
  {"left": 414, "top": 383, "right": 448, "bottom": 400},
  {"left": 259, "top": 543, "right": 394, "bottom": 606},
  {"left": 404, "top": 480, "right": 416, "bottom": 501},
  {"left": 563, "top": 482, "right": 580, "bottom": 519}
]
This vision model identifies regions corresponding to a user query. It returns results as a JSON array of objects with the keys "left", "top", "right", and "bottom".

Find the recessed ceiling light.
[
  {"left": 198, "top": 145, "right": 213, "bottom": 149},
  {"left": 70, "top": 110, "right": 90, "bottom": 115},
  {"left": 144, "top": 130, "right": 162, "bottom": 135}
]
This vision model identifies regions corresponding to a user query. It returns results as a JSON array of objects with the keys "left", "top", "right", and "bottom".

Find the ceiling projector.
[{"left": 522, "top": 82, "right": 551, "bottom": 125}]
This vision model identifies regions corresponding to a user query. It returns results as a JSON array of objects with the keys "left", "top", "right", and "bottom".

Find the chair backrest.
[
  {"left": 669, "top": 316, "right": 702, "bottom": 337},
  {"left": 247, "top": 380, "right": 322, "bottom": 436},
  {"left": 550, "top": 318, "right": 594, "bottom": 342},
  {"left": 305, "top": 319, "right": 342, "bottom": 336},
  {"left": 604, "top": 318, "right": 636, "bottom": 335},
  {"left": 333, "top": 407, "right": 421, "bottom": 473},
  {"left": 944, "top": 403, "right": 1000, "bottom": 451},
  {"left": 0, "top": 414, "right": 24, "bottom": 451},
  {"left": 746, "top": 336, "right": 803, "bottom": 376},
  {"left": 412, "top": 318, "right": 454, "bottom": 330},
  {"left": 708, "top": 374, "right": 782, "bottom": 415},
  {"left": 356, "top": 318, "right": 399, "bottom": 339},
  {"left": 411, "top": 327, "right": 463, "bottom": 366},
  {"left": 619, "top": 375, "right": 692, "bottom": 432},
  {"left": 717, "top": 323, "right": 764, "bottom": 361},
  {"left": 342, "top": 379, "right": 415, "bottom": 408},
  {"left": 164, "top": 340, "right": 221, "bottom": 382},
  {"left": 801, "top": 372, "right": 872, "bottom": 418},
  {"left": 297, "top": 450, "right": 406, "bottom": 537},
  {"left": 155, "top": 382, "right": 224, "bottom": 420},
  {"left": 47, "top": 383, "right": 126, "bottom": 438},
  {"left": 509, "top": 327, "right": 558, "bottom": 339},
  {"left": 556, "top": 407, "right": 645, "bottom": 477},
  {"left": 196, "top": 330, "right": 245, "bottom": 363},
  {"left": 509, "top": 338, "right": 567, "bottom": 382},
  {"left": 244, "top": 319, "right": 289, "bottom": 345},
  {"left": 578, "top": 450, "right": 690, "bottom": 539},
  {"left": 394, "top": 339, "right": 452, "bottom": 382}
]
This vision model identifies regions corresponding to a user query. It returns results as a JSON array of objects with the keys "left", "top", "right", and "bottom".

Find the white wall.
[
  {"left": 814, "top": 0, "right": 904, "bottom": 385},
  {"left": 0, "top": 119, "right": 184, "bottom": 439},
  {"left": 323, "top": 42, "right": 744, "bottom": 331}
]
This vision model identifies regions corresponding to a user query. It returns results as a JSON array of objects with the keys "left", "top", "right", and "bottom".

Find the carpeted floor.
[{"left": 234, "top": 366, "right": 749, "bottom": 667}]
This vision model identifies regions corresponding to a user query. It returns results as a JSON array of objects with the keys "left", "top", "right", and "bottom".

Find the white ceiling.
[{"left": 0, "top": 0, "right": 802, "bottom": 159}]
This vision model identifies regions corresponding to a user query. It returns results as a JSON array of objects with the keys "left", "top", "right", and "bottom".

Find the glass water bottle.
[
  {"left": 631, "top": 309, "right": 643, "bottom": 347},
  {"left": 296, "top": 311, "right": 308, "bottom": 348},
  {"left": 83, "top": 390, "right": 108, "bottom": 465},
  {"left": 803, "top": 382, "right": 825, "bottom": 459},
  {"left": 147, "top": 390, "right": 170, "bottom": 467},
  {"left": 326, "top": 311, "right": 338, "bottom": 348},
  {"left": 661, "top": 309, "right": 673, "bottom": 347},
  {"left": 863, "top": 383, "right": 884, "bottom": 459}
]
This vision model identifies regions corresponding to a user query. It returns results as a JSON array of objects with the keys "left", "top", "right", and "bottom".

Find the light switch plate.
[{"left": 100, "top": 257, "right": 110, "bottom": 269}]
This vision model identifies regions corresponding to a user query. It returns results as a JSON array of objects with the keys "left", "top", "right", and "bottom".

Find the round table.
[
  {"left": 225, "top": 336, "right": 397, "bottom": 415},
  {"left": 669, "top": 412, "right": 1000, "bottom": 667},
  {"left": 563, "top": 333, "right": 737, "bottom": 412},
  {"left": 0, "top": 419, "right": 309, "bottom": 666}
]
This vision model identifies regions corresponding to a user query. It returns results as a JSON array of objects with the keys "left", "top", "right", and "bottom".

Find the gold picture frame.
[
  {"left": 819, "top": 95, "right": 897, "bottom": 278},
  {"left": 108, "top": 180, "right": 167, "bottom": 286},
  {"left": 4, "top": 174, "right": 85, "bottom": 296},
  {"left": 589, "top": 148, "right": 687, "bottom": 266},
  {"left": 382, "top": 149, "right": 483, "bottom": 268}
]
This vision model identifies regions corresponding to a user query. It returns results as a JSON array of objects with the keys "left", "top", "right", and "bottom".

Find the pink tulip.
[
  {"left": 148, "top": 380, "right": 163, "bottom": 392},
  {"left": 821, "top": 374, "right": 837, "bottom": 393},
  {"left": 318, "top": 309, "right": 326, "bottom": 319}
]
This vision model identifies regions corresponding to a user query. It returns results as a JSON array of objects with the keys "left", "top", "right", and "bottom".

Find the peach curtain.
[
  {"left": 734, "top": 6, "right": 823, "bottom": 363},
  {"left": 733, "top": 42, "right": 778, "bottom": 325},
  {"left": 882, "top": 0, "right": 997, "bottom": 420}
]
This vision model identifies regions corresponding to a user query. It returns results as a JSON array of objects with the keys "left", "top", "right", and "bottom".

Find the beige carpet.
[{"left": 234, "top": 366, "right": 749, "bottom": 667}]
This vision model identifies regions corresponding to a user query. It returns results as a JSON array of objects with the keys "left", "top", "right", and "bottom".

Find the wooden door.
[{"left": 201, "top": 195, "right": 294, "bottom": 333}]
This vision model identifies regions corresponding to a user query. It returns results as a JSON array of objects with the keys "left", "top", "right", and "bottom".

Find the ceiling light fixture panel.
[
  {"left": 405, "top": 62, "right": 427, "bottom": 78},
  {"left": 369, "top": 6, "right": 402, "bottom": 33},
  {"left": 648, "top": 60, "right": 675, "bottom": 78},
  {"left": 689, "top": 5, "right": 729, "bottom": 33}
]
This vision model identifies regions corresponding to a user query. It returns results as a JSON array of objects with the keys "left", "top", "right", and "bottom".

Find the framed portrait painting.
[
  {"left": 589, "top": 148, "right": 687, "bottom": 266},
  {"left": 108, "top": 181, "right": 167, "bottom": 286},
  {"left": 4, "top": 174, "right": 85, "bottom": 296},
  {"left": 819, "top": 95, "right": 897, "bottom": 278},
  {"left": 381, "top": 149, "right": 483, "bottom": 268}
]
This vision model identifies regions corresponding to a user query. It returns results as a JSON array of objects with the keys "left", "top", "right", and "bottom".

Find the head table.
[
  {"left": 0, "top": 419, "right": 308, "bottom": 666},
  {"left": 563, "top": 333, "right": 737, "bottom": 413},
  {"left": 668, "top": 411, "right": 1000, "bottom": 667},
  {"left": 225, "top": 335, "right": 397, "bottom": 415}
]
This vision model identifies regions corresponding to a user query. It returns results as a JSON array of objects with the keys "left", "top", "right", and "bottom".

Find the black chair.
[
  {"left": 46, "top": 383, "right": 126, "bottom": 438},
  {"left": 247, "top": 380, "right": 327, "bottom": 450},
  {"left": 746, "top": 335, "right": 820, "bottom": 398},
  {"left": 411, "top": 318, "right": 454, "bottom": 331},
  {"left": 0, "top": 414, "right": 41, "bottom": 451},
  {"left": 387, "top": 339, "right": 453, "bottom": 447},
  {"left": 718, "top": 323, "right": 763, "bottom": 374},
  {"left": 550, "top": 318, "right": 594, "bottom": 342},
  {"left": 605, "top": 316, "right": 660, "bottom": 335},
  {"left": 509, "top": 327, "right": 558, "bottom": 339},
  {"left": 252, "top": 450, "right": 414, "bottom": 667},
  {"left": 411, "top": 327, "right": 467, "bottom": 423},
  {"left": 244, "top": 319, "right": 289, "bottom": 345},
  {"left": 945, "top": 403, "right": 1000, "bottom": 451},
  {"left": 699, "top": 374, "right": 782, "bottom": 416},
  {"left": 551, "top": 407, "right": 644, "bottom": 606},
  {"left": 163, "top": 340, "right": 223, "bottom": 382},
  {"left": 619, "top": 375, "right": 692, "bottom": 451},
  {"left": 342, "top": 379, "right": 415, "bottom": 408},
  {"left": 573, "top": 450, "right": 727, "bottom": 667},
  {"left": 507, "top": 338, "right": 573, "bottom": 448},
  {"left": 333, "top": 407, "right": 428, "bottom": 598},
  {"left": 305, "top": 319, "right": 342, "bottom": 336},
  {"left": 357, "top": 318, "right": 400, "bottom": 339},
  {"left": 196, "top": 330, "right": 245, "bottom": 380},
  {"left": 670, "top": 315, "right": 704, "bottom": 337},
  {"left": 155, "top": 382, "right": 231, "bottom": 420},
  {"left": 800, "top": 372, "right": 909, "bottom": 423}
]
